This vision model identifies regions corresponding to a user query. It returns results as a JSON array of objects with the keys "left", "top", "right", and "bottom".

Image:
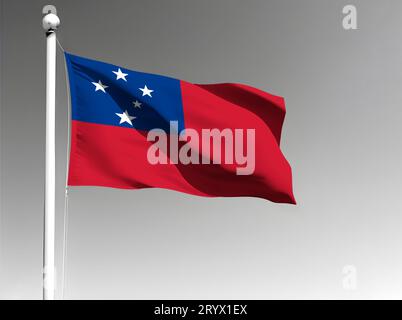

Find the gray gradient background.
[{"left": 1, "top": 0, "right": 401, "bottom": 299}]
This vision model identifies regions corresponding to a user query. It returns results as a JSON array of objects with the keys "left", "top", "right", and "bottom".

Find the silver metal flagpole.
[{"left": 42, "top": 5, "right": 60, "bottom": 300}]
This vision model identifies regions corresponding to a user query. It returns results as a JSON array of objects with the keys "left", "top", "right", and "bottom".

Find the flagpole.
[{"left": 42, "top": 5, "right": 60, "bottom": 300}]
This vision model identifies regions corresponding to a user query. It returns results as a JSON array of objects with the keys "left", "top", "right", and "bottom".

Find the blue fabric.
[{"left": 65, "top": 52, "right": 185, "bottom": 132}]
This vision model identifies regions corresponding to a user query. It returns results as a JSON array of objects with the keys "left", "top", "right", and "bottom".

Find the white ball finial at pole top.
[{"left": 42, "top": 5, "right": 60, "bottom": 31}]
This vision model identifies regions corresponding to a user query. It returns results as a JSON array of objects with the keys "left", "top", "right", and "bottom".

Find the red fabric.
[{"left": 68, "top": 81, "right": 295, "bottom": 203}]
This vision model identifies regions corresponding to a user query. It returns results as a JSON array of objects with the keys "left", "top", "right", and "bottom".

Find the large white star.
[
  {"left": 115, "top": 110, "right": 136, "bottom": 126},
  {"left": 132, "top": 100, "right": 142, "bottom": 108},
  {"left": 112, "top": 68, "right": 128, "bottom": 81},
  {"left": 139, "top": 85, "right": 154, "bottom": 97},
  {"left": 92, "top": 80, "right": 108, "bottom": 93}
]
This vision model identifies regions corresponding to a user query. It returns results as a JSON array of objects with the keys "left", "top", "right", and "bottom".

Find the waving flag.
[{"left": 65, "top": 52, "right": 295, "bottom": 203}]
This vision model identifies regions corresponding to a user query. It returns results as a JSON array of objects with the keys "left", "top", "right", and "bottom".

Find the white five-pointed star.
[
  {"left": 132, "top": 100, "right": 142, "bottom": 108},
  {"left": 139, "top": 85, "right": 154, "bottom": 97},
  {"left": 115, "top": 110, "right": 136, "bottom": 126},
  {"left": 112, "top": 68, "right": 128, "bottom": 81},
  {"left": 92, "top": 80, "right": 108, "bottom": 93}
]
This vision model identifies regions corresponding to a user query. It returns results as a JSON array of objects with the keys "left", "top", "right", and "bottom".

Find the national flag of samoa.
[{"left": 65, "top": 52, "right": 295, "bottom": 203}]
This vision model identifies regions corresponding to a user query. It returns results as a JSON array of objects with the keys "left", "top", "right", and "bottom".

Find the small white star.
[
  {"left": 92, "top": 80, "right": 108, "bottom": 93},
  {"left": 132, "top": 100, "right": 142, "bottom": 108},
  {"left": 112, "top": 68, "right": 128, "bottom": 81},
  {"left": 115, "top": 110, "right": 136, "bottom": 126},
  {"left": 139, "top": 85, "right": 154, "bottom": 97}
]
